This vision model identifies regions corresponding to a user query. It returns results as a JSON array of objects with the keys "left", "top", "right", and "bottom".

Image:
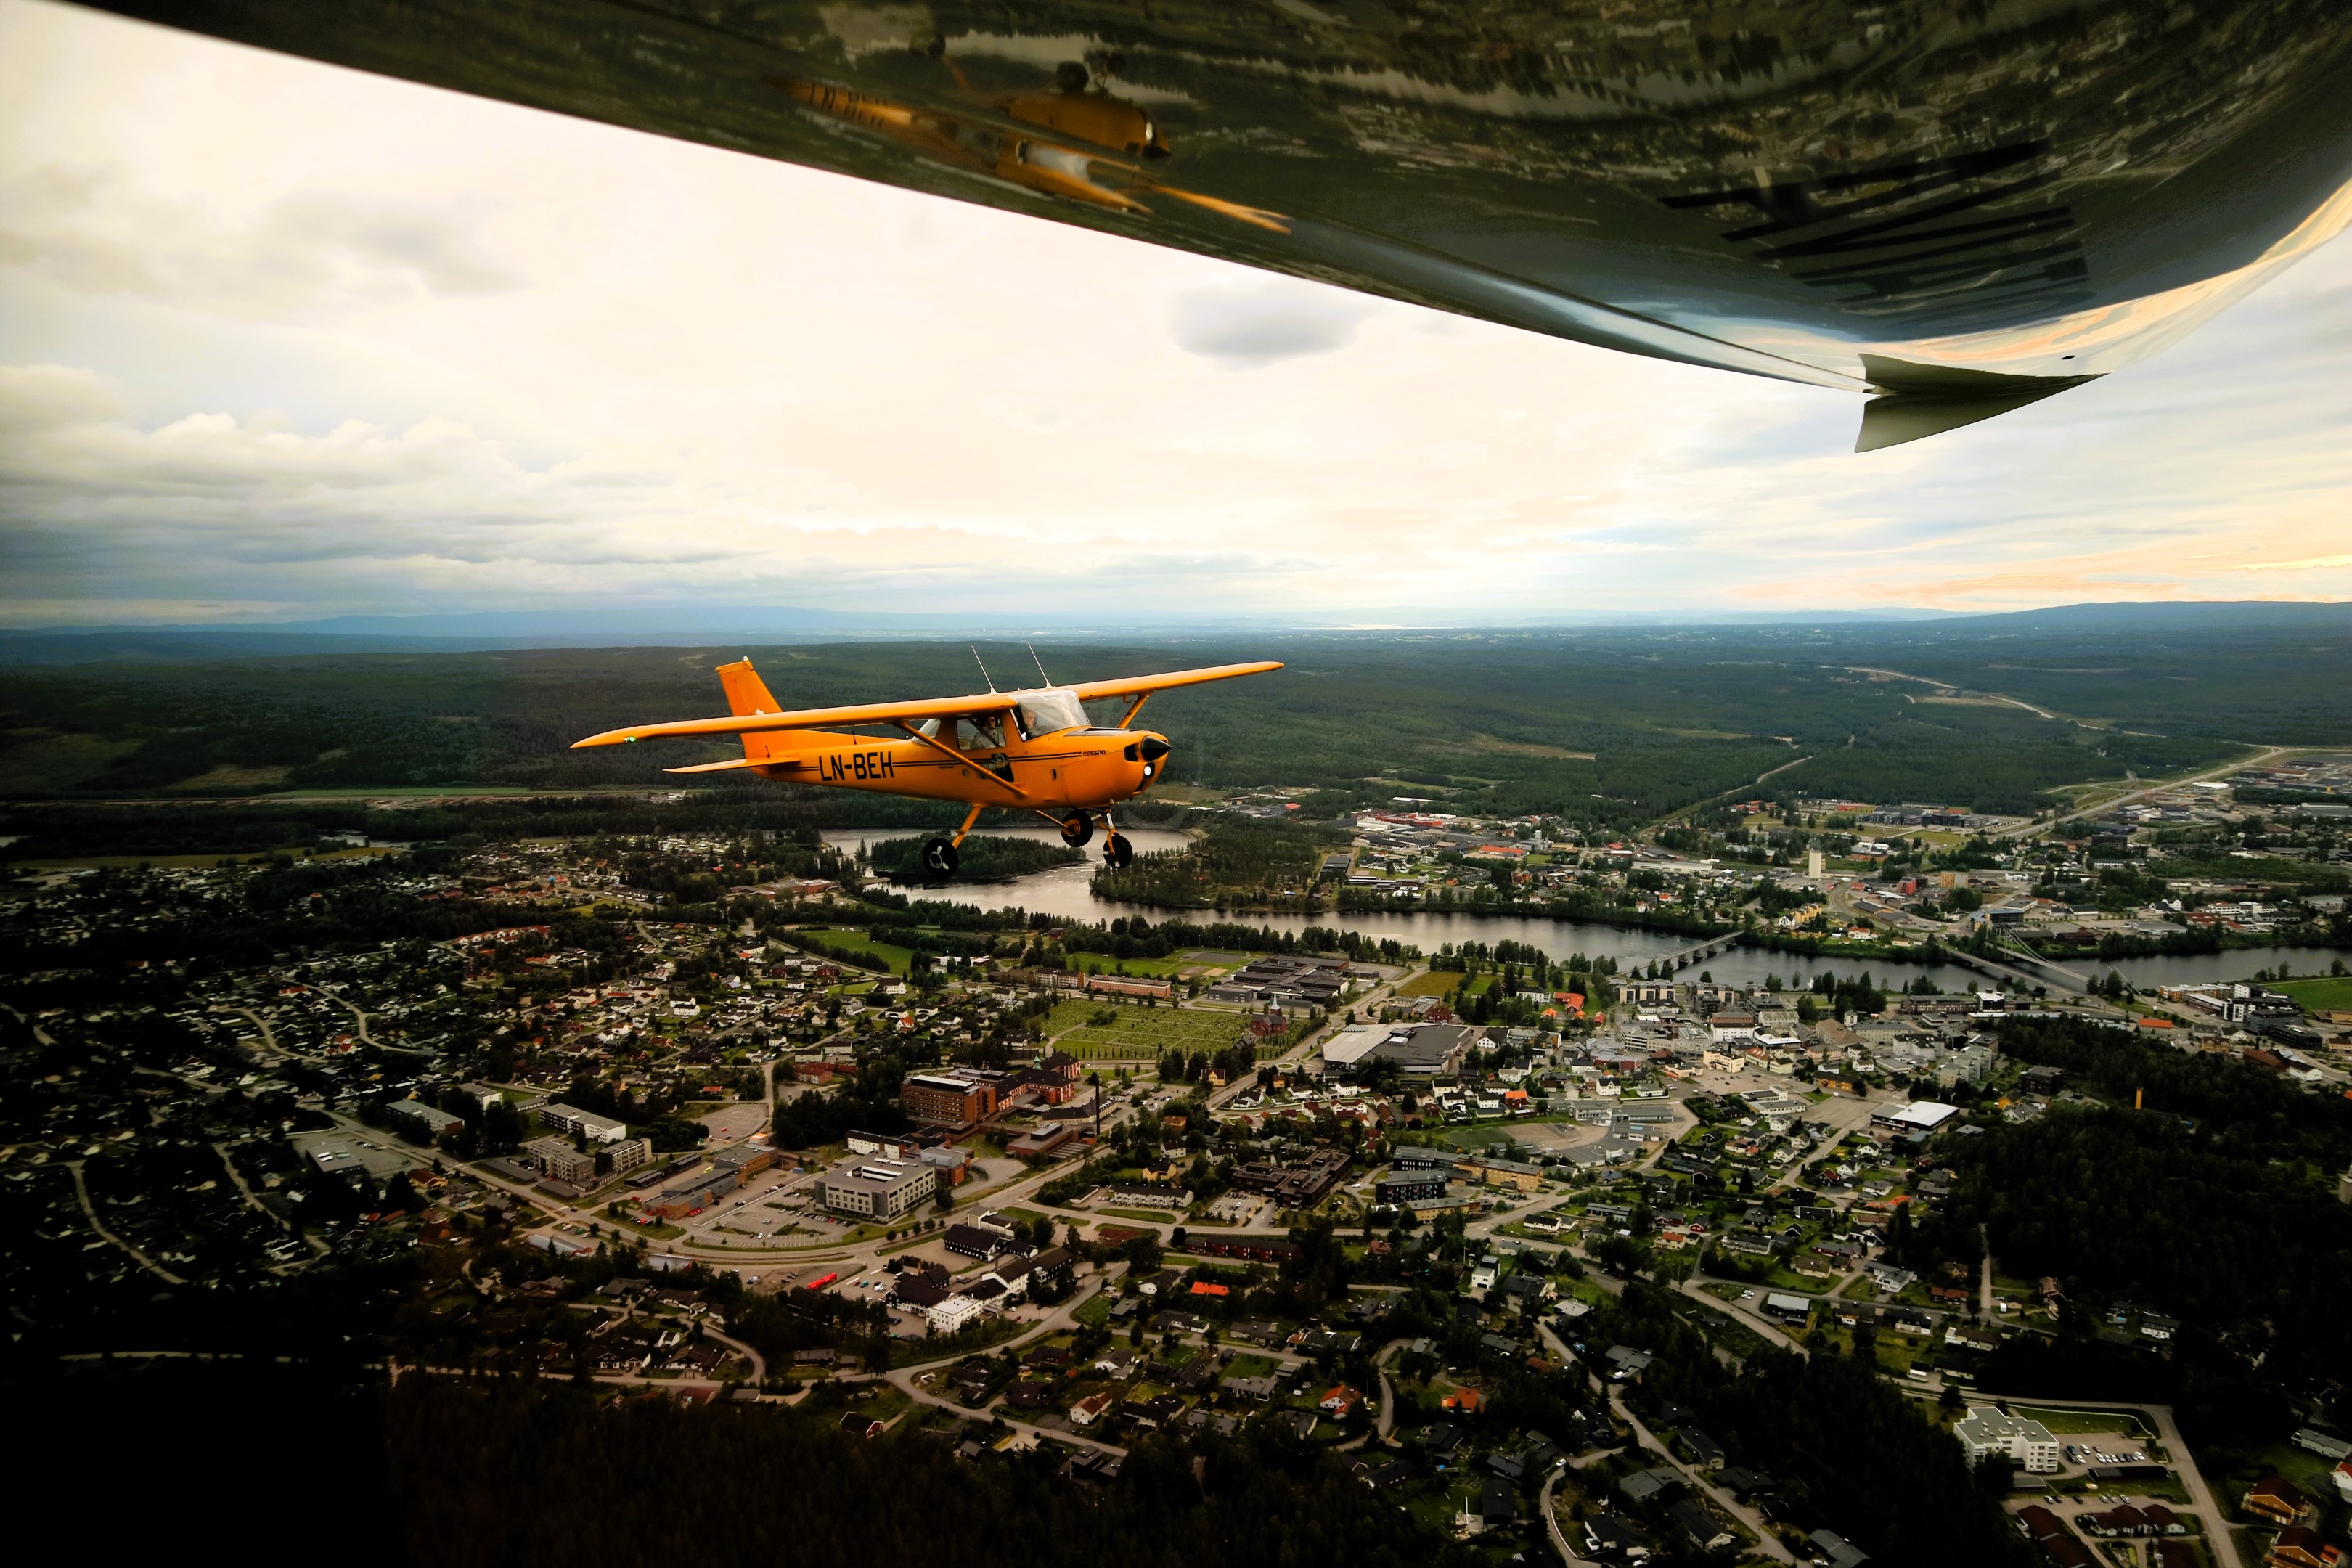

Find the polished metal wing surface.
[{"left": 86, "top": 1, "right": 2352, "bottom": 447}]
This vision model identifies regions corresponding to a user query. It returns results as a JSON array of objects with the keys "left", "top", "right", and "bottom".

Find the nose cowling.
[{"left": 1133, "top": 732, "right": 1172, "bottom": 785}]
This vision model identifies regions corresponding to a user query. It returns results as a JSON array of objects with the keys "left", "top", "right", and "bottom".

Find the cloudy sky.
[{"left": 4, "top": 0, "right": 2351, "bottom": 631}]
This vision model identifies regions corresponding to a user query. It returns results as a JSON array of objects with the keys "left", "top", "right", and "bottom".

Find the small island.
[{"left": 867, "top": 833, "right": 1083, "bottom": 885}]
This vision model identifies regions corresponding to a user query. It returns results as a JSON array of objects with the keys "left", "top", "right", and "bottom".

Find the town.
[{"left": 7, "top": 759, "right": 2351, "bottom": 1568}]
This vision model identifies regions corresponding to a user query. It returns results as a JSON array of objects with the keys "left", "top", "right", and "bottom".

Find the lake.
[{"left": 824, "top": 828, "right": 2338, "bottom": 990}]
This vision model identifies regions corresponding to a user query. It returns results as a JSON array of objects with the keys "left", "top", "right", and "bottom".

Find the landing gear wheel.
[
  {"left": 1101, "top": 833, "right": 1132, "bottom": 870},
  {"left": 1058, "top": 812, "right": 1094, "bottom": 848},
  {"left": 921, "top": 837, "right": 960, "bottom": 877}
]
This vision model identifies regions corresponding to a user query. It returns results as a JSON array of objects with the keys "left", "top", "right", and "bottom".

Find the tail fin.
[
  {"left": 716, "top": 658, "right": 781, "bottom": 716},
  {"left": 716, "top": 658, "right": 791, "bottom": 764}
]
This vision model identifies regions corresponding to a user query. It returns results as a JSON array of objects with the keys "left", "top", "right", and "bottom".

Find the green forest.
[
  {"left": 1903, "top": 1018, "right": 2352, "bottom": 1450},
  {"left": 16, "top": 1366, "right": 1482, "bottom": 1568},
  {"left": 1092, "top": 817, "right": 1345, "bottom": 907},
  {"left": 8, "top": 615, "right": 2338, "bottom": 835},
  {"left": 1591, "top": 1282, "right": 2028, "bottom": 1568}
]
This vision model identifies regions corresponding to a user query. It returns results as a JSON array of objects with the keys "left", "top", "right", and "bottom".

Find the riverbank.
[{"left": 815, "top": 828, "right": 2333, "bottom": 994}]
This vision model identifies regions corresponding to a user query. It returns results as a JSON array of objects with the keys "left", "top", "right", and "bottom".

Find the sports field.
[{"left": 1043, "top": 998, "right": 1280, "bottom": 1062}]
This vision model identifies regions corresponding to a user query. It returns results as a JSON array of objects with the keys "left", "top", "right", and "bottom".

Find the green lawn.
[
  {"left": 1042, "top": 998, "right": 1273, "bottom": 1062},
  {"left": 2012, "top": 1405, "right": 2155, "bottom": 1437},
  {"left": 2275, "top": 976, "right": 2352, "bottom": 1011},
  {"left": 1063, "top": 954, "right": 1218, "bottom": 979},
  {"left": 794, "top": 928, "right": 917, "bottom": 975}
]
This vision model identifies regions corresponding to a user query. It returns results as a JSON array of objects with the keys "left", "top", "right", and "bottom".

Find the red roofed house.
[{"left": 1319, "top": 1384, "right": 1362, "bottom": 1417}]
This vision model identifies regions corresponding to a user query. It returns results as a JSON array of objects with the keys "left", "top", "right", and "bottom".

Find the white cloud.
[
  {"left": 0, "top": 162, "right": 522, "bottom": 319},
  {"left": 0, "top": 0, "right": 2348, "bottom": 627}
]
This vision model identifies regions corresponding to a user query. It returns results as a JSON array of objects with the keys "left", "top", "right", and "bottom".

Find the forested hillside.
[
  {"left": 5, "top": 616, "right": 2341, "bottom": 828},
  {"left": 1906, "top": 1018, "right": 2352, "bottom": 1450}
]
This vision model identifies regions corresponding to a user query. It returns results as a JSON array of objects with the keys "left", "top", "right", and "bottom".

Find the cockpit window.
[
  {"left": 1016, "top": 689, "right": 1088, "bottom": 737},
  {"left": 956, "top": 715, "right": 1006, "bottom": 751}
]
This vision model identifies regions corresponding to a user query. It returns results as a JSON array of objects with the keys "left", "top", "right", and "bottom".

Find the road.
[
  {"left": 1538, "top": 1464, "right": 1604, "bottom": 1568},
  {"left": 1657, "top": 752, "right": 1817, "bottom": 828},
  {"left": 1994, "top": 745, "right": 2295, "bottom": 840},
  {"left": 1608, "top": 1384, "right": 1794, "bottom": 1564},
  {"left": 66, "top": 1159, "right": 187, "bottom": 1286},
  {"left": 1373, "top": 1336, "right": 1406, "bottom": 1442},
  {"left": 213, "top": 1138, "right": 330, "bottom": 1262},
  {"left": 879, "top": 1276, "right": 1135, "bottom": 1457}
]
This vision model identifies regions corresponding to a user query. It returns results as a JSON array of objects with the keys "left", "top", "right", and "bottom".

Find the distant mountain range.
[{"left": 0, "top": 600, "right": 2343, "bottom": 663}]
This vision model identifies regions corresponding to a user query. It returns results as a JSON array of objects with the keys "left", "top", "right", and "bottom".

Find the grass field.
[
  {"left": 1043, "top": 997, "right": 1265, "bottom": 1061},
  {"left": 794, "top": 927, "right": 917, "bottom": 975},
  {"left": 1066, "top": 954, "right": 1223, "bottom": 979},
  {"left": 2012, "top": 1406, "right": 2155, "bottom": 1438},
  {"left": 2276, "top": 976, "right": 2352, "bottom": 1011},
  {"left": 1396, "top": 970, "right": 1459, "bottom": 997}
]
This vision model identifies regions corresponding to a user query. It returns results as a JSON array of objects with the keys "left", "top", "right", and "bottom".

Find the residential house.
[
  {"left": 1808, "top": 1529, "right": 1874, "bottom": 1568},
  {"left": 1672, "top": 1501, "right": 1735, "bottom": 1551},
  {"left": 2245, "top": 1478, "right": 2315, "bottom": 1527},
  {"left": 2269, "top": 1528, "right": 2345, "bottom": 1568}
]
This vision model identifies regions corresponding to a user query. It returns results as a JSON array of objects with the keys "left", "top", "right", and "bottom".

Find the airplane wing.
[
  {"left": 79, "top": 2, "right": 2352, "bottom": 449},
  {"left": 1065, "top": 662, "right": 1284, "bottom": 701},
  {"left": 573, "top": 690, "right": 1016, "bottom": 748}
]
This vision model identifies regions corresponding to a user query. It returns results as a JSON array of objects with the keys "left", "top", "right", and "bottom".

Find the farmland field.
[{"left": 2275, "top": 976, "right": 2352, "bottom": 1012}]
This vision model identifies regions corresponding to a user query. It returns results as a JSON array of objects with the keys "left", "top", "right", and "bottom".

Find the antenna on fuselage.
[
  {"left": 971, "top": 647, "right": 999, "bottom": 692},
  {"left": 1027, "top": 642, "right": 1053, "bottom": 687}
]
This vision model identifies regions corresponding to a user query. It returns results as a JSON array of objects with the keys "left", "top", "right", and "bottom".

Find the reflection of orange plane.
[
  {"left": 780, "top": 79, "right": 1287, "bottom": 232},
  {"left": 572, "top": 658, "right": 1281, "bottom": 875}
]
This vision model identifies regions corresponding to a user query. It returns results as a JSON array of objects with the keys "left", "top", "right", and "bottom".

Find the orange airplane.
[{"left": 572, "top": 656, "right": 1282, "bottom": 875}]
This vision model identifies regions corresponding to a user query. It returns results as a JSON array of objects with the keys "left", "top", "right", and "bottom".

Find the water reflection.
[{"left": 825, "top": 827, "right": 2319, "bottom": 991}]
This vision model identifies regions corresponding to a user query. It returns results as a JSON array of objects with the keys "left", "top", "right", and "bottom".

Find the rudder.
[{"left": 716, "top": 658, "right": 781, "bottom": 716}]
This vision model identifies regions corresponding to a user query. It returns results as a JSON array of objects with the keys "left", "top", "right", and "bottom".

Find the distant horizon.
[{"left": 4, "top": 596, "right": 2350, "bottom": 662}]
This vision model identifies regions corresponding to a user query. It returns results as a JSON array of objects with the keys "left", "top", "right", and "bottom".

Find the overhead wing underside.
[{"left": 77, "top": 1, "right": 2352, "bottom": 449}]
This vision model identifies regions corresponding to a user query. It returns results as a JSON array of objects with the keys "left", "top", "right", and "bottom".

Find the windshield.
[{"left": 1016, "top": 689, "right": 1088, "bottom": 736}]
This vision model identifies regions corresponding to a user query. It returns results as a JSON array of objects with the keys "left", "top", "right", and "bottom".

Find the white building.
[
  {"left": 927, "top": 1293, "right": 984, "bottom": 1336},
  {"left": 541, "top": 1102, "right": 628, "bottom": 1144},
  {"left": 816, "top": 1156, "right": 938, "bottom": 1220},
  {"left": 387, "top": 1098, "right": 462, "bottom": 1138},
  {"left": 1872, "top": 1100, "right": 1961, "bottom": 1138},
  {"left": 1954, "top": 1406, "right": 2061, "bottom": 1474}
]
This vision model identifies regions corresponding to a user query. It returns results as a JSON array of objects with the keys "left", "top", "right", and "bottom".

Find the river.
[{"left": 823, "top": 828, "right": 2337, "bottom": 991}]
